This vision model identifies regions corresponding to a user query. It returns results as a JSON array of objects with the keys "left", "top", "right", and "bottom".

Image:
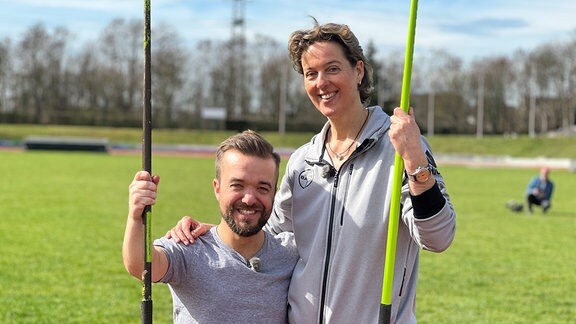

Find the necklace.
[{"left": 327, "top": 110, "right": 369, "bottom": 161}]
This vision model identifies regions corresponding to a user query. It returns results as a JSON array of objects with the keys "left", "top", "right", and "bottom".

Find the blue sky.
[{"left": 1, "top": 0, "right": 575, "bottom": 64}]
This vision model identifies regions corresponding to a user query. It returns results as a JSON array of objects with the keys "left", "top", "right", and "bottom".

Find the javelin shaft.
[
  {"left": 141, "top": 0, "right": 153, "bottom": 323},
  {"left": 379, "top": 0, "right": 418, "bottom": 323}
]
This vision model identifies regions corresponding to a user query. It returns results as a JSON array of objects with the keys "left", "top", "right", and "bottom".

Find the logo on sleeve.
[
  {"left": 425, "top": 150, "right": 438, "bottom": 168},
  {"left": 298, "top": 168, "right": 314, "bottom": 189},
  {"left": 425, "top": 150, "right": 440, "bottom": 175}
]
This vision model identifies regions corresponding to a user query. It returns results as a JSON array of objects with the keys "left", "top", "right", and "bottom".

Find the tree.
[
  {"left": 470, "top": 56, "right": 514, "bottom": 134},
  {"left": 0, "top": 38, "right": 12, "bottom": 116},
  {"left": 13, "top": 24, "right": 69, "bottom": 123},
  {"left": 412, "top": 49, "right": 466, "bottom": 135},
  {"left": 152, "top": 23, "right": 187, "bottom": 128},
  {"left": 529, "top": 43, "right": 569, "bottom": 133},
  {"left": 365, "top": 40, "right": 383, "bottom": 107},
  {"left": 67, "top": 44, "right": 104, "bottom": 125},
  {"left": 379, "top": 50, "right": 405, "bottom": 115},
  {"left": 97, "top": 18, "right": 142, "bottom": 125}
]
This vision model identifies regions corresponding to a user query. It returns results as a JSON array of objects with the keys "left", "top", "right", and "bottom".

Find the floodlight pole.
[
  {"left": 379, "top": 0, "right": 418, "bottom": 323},
  {"left": 141, "top": 0, "right": 153, "bottom": 323}
]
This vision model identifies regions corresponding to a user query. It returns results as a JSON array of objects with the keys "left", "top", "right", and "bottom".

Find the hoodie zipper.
[
  {"left": 318, "top": 169, "right": 339, "bottom": 324},
  {"left": 339, "top": 163, "right": 354, "bottom": 226}
]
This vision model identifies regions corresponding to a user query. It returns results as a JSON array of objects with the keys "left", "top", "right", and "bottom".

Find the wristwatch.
[{"left": 407, "top": 164, "right": 436, "bottom": 183}]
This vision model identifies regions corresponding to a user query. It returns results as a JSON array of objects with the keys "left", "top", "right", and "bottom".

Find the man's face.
[
  {"left": 541, "top": 167, "right": 550, "bottom": 180},
  {"left": 213, "top": 150, "right": 277, "bottom": 237}
]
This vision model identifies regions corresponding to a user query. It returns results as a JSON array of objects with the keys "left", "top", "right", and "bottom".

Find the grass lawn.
[
  {"left": 1, "top": 123, "right": 576, "bottom": 158},
  {"left": 0, "top": 149, "right": 574, "bottom": 323},
  {"left": 417, "top": 167, "right": 575, "bottom": 323}
]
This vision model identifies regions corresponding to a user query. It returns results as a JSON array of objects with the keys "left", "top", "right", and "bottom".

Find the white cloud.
[{"left": 0, "top": 0, "right": 575, "bottom": 64}]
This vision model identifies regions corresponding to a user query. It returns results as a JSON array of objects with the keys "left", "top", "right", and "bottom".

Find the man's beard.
[{"left": 222, "top": 203, "right": 269, "bottom": 237}]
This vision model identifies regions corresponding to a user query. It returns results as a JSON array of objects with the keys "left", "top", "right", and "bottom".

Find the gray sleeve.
[
  {"left": 266, "top": 153, "right": 298, "bottom": 235},
  {"left": 153, "top": 237, "right": 185, "bottom": 284},
  {"left": 401, "top": 137, "right": 456, "bottom": 252}
]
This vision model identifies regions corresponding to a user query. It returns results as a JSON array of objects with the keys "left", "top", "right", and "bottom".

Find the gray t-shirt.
[{"left": 154, "top": 227, "right": 298, "bottom": 324}]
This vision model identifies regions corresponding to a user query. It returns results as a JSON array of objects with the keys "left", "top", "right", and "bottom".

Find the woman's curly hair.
[{"left": 288, "top": 17, "right": 374, "bottom": 105}]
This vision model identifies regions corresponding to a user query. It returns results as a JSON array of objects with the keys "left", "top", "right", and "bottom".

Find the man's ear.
[{"left": 213, "top": 178, "right": 220, "bottom": 200}]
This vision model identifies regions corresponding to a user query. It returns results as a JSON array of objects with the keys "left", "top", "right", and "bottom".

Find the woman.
[{"left": 168, "top": 19, "right": 456, "bottom": 323}]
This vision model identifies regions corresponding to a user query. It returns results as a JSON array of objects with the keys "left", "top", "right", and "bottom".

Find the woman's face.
[{"left": 301, "top": 41, "right": 364, "bottom": 119}]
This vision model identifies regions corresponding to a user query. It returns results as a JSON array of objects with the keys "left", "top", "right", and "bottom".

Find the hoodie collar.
[{"left": 304, "top": 106, "right": 390, "bottom": 164}]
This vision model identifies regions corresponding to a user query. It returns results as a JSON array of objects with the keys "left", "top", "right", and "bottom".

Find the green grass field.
[
  {"left": 1, "top": 148, "right": 574, "bottom": 323},
  {"left": 1, "top": 123, "right": 576, "bottom": 158}
]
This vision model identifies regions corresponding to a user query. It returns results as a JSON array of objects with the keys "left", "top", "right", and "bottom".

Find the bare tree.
[
  {"left": 379, "top": 50, "right": 405, "bottom": 114},
  {"left": 151, "top": 23, "right": 187, "bottom": 128},
  {"left": 413, "top": 49, "right": 465, "bottom": 134},
  {"left": 97, "top": 19, "right": 142, "bottom": 125},
  {"left": 365, "top": 40, "right": 383, "bottom": 107},
  {"left": 0, "top": 38, "right": 12, "bottom": 115},
  {"left": 258, "top": 55, "right": 284, "bottom": 122},
  {"left": 208, "top": 41, "right": 235, "bottom": 115},
  {"left": 13, "top": 24, "right": 70, "bottom": 123},
  {"left": 184, "top": 40, "right": 218, "bottom": 128},
  {"left": 470, "top": 56, "right": 514, "bottom": 134},
  {"left": 558, "top": 42, "right": 576, "bottom": 132},
  {"left": 529, "top": 43, "right": 569, "bottom": 133},
  {"left": 252, "top": 34, "right": 284, "bottom": 122},
  {"left": 66, "top": 45, "right": 103, "bottom": 124}
]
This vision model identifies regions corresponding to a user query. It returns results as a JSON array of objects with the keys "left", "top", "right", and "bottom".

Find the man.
[
  {"left": 122, "top": 130, "right": 298, "bottom": 323},
  {"left": 526, "top": 167, "right": 554, "bottom": 213}
]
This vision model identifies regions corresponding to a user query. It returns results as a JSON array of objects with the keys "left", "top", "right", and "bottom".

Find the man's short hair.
[{"left": 215, "top": 130, "right": 281, "bottom": 181}]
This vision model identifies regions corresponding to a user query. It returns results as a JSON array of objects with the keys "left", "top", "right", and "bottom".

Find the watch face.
[{"left": 416, "top": 169, "right": 430, "bottom": 182}]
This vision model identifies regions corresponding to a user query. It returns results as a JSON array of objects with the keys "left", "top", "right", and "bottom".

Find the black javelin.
[{"left": 141, "top": 0, "right": 153, "bottom": 323}]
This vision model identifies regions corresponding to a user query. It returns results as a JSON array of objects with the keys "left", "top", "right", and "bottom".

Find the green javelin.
[{"left": 379, "top": 0, "right": 419, "bottom": 323}]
